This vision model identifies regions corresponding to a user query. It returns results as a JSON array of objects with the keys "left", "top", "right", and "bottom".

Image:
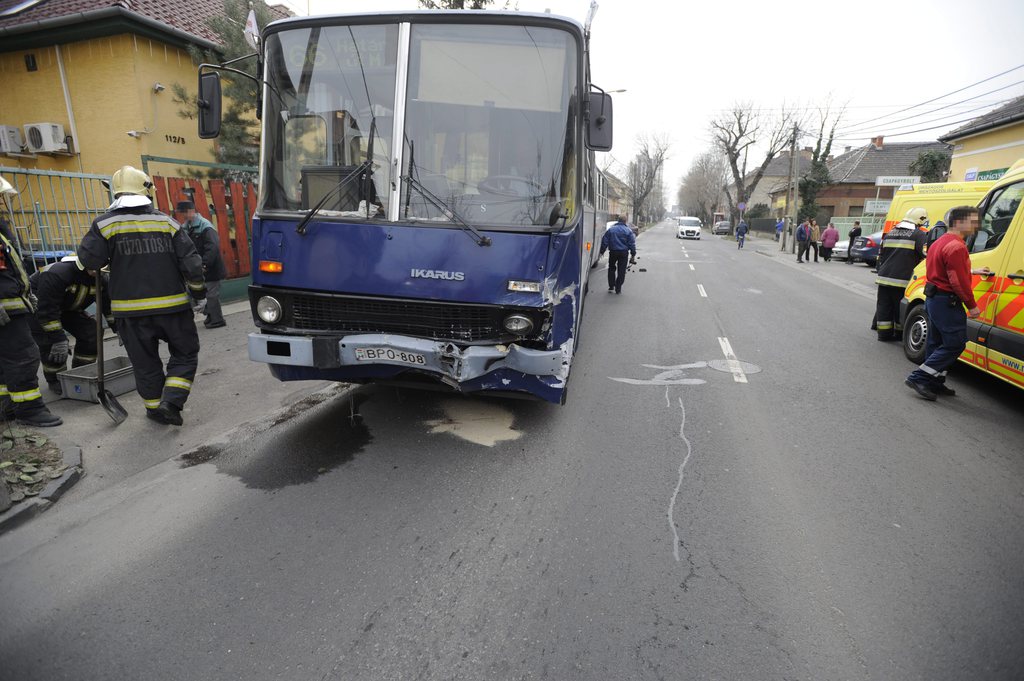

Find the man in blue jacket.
[{"left": 599, "top": 215, "right": 637, "bottom": 294}]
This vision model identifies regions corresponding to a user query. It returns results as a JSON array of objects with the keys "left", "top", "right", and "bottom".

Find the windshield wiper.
[
  {"left": 294, "top": 162, "right": 369, "bottom": 236},
  {"left": 401, "top": 173, "right": 492, "bottom": 247},
  {"left": 295, "top": 116, "right": 378, "bottom": 236}
]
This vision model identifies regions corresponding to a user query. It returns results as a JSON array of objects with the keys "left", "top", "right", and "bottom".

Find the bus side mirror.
[
  {"left": 198, "top": 71, "right": 222, "bottom": 139},
  {"left": 586, "top": 91, "right": 613, "bottom": 151}
]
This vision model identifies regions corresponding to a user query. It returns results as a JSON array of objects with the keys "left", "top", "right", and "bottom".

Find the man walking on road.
[
  {"left": 736, "top": 219, "right": 749, "bottom": 249},
  {"left": 905, "top": 206, "right": 981, "bottom": 400},
  {"left": 796, "top": 218, "right": 812, "bottom": 263},
  {"left": 79, "top": 166, "right": 207, "bottom": 426},
  {"left": 600, "top": 215, "right": 636, "bottom": 294},
  {"left": 175, "top": 200, "right": 228, "bottom": 329},
  {"left": 875, "top": 207, "right": 928, "bottom": 341},
  {"left": 846, "top": 220, "right": 862, "bottom": 264}
]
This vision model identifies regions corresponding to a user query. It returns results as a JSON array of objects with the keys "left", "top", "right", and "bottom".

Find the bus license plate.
[{"left": 354, "top": 347, "right": 428, "bottom": 366}]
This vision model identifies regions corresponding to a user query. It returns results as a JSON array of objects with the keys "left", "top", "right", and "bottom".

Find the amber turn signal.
[{"left": 259, "top": 260, "right": 283, "bottom": 273}]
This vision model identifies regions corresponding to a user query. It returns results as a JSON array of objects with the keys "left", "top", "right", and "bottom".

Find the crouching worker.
[
  {"left": 78, "top": 166, "right": 206, "bottom": 426},
  {"left": 29, "top": 255, "right": 112, "bottom": 395}
]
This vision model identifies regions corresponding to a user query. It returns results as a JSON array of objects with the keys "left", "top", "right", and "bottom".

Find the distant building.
[
  {"left": 939, "top": 95, "right": 1024, "bottom": 182},
  {"left": 770, "top": 136, "right": 949, "bottom": 222},
  {"left": 0, "top": 0, "right": 290, "bottom": 175}
]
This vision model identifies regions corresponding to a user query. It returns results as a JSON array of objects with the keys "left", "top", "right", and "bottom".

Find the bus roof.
[{"left": 265, "top": 10, "right": 585, "bottom": 38}]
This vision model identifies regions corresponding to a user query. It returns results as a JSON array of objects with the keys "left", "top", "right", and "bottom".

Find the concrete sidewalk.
[
  {"left": 40, "top": 300, "right": 332, "bottom": 504},
  {"left": 747, "top": 234, "right": 880, "bottom": 300}
]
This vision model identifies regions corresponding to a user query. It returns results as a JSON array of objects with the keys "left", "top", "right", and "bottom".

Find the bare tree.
[
  {"left": 624, "top": 134, "right": 670, "bottom": 225},
  {"left": 418, "top": 0, "right": 493, "bottom": 7},
  {"left": 798, "top": 98, "right": 845, "bottom": 221},
  {"left": 678, "top": 151, "right": 729, "bottom": 224},
  {"left": 711, "top": 103, "right": 798, "bottom": 224}
]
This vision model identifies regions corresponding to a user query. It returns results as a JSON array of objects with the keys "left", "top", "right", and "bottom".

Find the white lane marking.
[
  {"left": 697, "top": 284, "right": 707, "bottom": 297},
  {"left": 717, "top": 337, "right": 748, "bottom": 384},
  {"left": 668, "top": 397, "right": 693, "bottom": 563},
  {"left": 664, "top": 386, "right": 670, "bottom": 408},
  {"left": 684, "top": 253, "right": 690, "bottom": 258},
  {"left": 689, "top": 264, "right": 695, "bottom": 271}
]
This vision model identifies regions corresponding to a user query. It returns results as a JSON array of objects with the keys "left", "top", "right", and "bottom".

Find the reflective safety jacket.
[
  {"left": 29, "top": 260, "right": 111, "bottom": 342},
  {"left": 875, "top": 219, "right": 927, "bottom": 288},
  {"left": 78, "top": 205, "right": 205, "bottom": 318},
  {"left": 0, "top": 218, "right": 33, "bottom": 317}
]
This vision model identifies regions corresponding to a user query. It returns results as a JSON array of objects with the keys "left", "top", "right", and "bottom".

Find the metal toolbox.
[{"left": 57, "top": 356, "right": 136, "bottom": 403}]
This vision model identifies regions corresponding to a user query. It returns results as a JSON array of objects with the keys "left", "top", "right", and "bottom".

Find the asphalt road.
[{"left": 2, "top": 222, "right": 1023, "bottom": 681}]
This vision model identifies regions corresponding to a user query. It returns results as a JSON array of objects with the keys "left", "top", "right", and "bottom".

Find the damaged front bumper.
[{"left": 248, "top": 332, "right": 570, "bottom": 398}]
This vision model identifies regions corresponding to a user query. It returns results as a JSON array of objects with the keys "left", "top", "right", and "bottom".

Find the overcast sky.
[{"left": 277, "top": 0, "right": 1024, "bottom": 201}]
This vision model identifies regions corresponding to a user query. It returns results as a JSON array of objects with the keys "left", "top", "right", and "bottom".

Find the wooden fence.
[{"left": 151, "top": 176, "right": 256, "bottom": 279}]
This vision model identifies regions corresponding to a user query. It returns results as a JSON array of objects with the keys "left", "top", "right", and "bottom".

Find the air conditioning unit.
[
  {"left": 0, "top": 125, "right": 23, "bottom": 153},
  {"left": 23, "top": 122, "right": 67, "bottom": 153}
]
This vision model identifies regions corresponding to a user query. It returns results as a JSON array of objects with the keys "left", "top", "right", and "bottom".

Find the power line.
[
  {"left": 835, "top": 80, "right": 1024, "bottom": 136},
  {"left": 834, "top": 62, "right": 1024, "bottom": 131},
  {"left": 832, "top": 110, "right": 998, "bottom": 142}
]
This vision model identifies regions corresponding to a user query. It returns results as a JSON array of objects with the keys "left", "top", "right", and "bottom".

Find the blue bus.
[{"left": 197, "top": 9, "right": 614, "bottom": 404}]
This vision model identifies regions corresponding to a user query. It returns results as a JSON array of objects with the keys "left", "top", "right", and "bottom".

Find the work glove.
[
  {"left": 49, "top": 339, "right": 70, "bottom": 365},
  {"left": 193, "top": 299, "right": 208, "bottom": 314},
  {"left": 0, "top": 306, "right": 8, "bottom": 327},
  {"left": 27, "top": 293, "right": 38, "bottom": 311}
]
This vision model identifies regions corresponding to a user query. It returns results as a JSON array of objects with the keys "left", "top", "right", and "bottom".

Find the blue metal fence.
[{"left": 0, "top": 165, "right": 113, "bottom": 272}]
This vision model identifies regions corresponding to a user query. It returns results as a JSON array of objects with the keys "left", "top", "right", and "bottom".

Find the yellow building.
[
  {"left": 940, "top": 95, "right": 1024, "bottom": 183},
  {"left": 0, "top": 0, "right": 287, "bottom": 176}
]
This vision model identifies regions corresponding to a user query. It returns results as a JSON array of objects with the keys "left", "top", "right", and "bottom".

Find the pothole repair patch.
[{"left": 425, "top": 399, "right": 523, "bottom": 447}]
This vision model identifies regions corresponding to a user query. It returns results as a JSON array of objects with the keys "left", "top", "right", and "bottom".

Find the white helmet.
[
  {"left": 904, "top": 207, "right": 928, "bottom": 227},
  {"left": 110, "top": 165, "right": 153, "bottom": 197}
]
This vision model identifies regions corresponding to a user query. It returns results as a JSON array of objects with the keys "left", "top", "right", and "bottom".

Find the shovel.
[{"left": 94, "top": 271, "right": 127, "bottom": 425}]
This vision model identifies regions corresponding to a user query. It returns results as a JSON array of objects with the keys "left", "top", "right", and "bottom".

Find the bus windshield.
[
  {"left": 262, "top": 24, "right": 399, "bottom": 216},
  {"left": 402, "top": 24, "right": 578, "bottom": 229}
]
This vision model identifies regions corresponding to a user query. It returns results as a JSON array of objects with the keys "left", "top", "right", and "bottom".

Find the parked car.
[
  {"left": 677, "top": 217, "right": 702, "bottom": 239},
  {"left": 849, "top": 230, "right": 883, "bottom": 266},
  {"left": 832, "top": 239, "right": 849, "bottom": 261},
  {"left": 712, "top": 221, "right": 731, "bottom": 235}
]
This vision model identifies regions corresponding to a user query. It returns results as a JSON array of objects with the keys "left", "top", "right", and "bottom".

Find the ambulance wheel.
[{"left": 903, "top": 305, "right": 928, "bottom": 365}]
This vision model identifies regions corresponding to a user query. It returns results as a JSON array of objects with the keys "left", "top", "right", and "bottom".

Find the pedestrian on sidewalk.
[
  {"left": 599, "top": 214, "right": 636, "bottom": 294},
  {"left": 905, "top": 207, "right": 981, "bottom": 400},
  {"left": 775, "top": 217, "right": 784, "bottom": 242},
  {"left": 175, "top": 200, "right": 228, "bottom": 329},
  {"left": 846, "top": 220, "right": 862, "bottom": 264},
  {"left": 796, "top": 218, "right": 812, "bottom": 263},
  {"left": 820, "top": 221, "right": 840, "bottom": 262},
  {"left": 874, "top": 207, "right": 928, "bottom": 341},
  {"left": 809, "top": 218, "right": 821, "bottom": 262},
  {"left": 736, "top": 219, "right": 749, "bottom": 249},
  {"left": 0, "top": 210, "right": 62, "bottom": 427},
  {"left": 28, "top": 256, "right": 111, "bottom": 395},
  {"left": 79, "top": 166, "right": 207, "bottom": 426}
]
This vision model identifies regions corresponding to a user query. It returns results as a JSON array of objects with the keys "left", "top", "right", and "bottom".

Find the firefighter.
[
  {"left": 78, "top": 166, "right": 206, "bottom": 426},
  {"left": 0, "top": 212, "right": 62, "bottom": 427},
  {"left": 29, "top": 255, "right": 111, "bottom": 395},
  {"left": 874, "top": 207, "right": 928, "bottom": 341}
]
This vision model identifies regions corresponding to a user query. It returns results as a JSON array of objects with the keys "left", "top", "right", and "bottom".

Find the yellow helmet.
[
  {"left": 904, "top": 207, "right": 928, "bottom": 226},
  {"left": 110, "top": 165, "right": 153, "bottom": 197}
]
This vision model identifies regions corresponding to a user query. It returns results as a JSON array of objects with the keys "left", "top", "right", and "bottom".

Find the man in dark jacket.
[
  {"left": 0, "top": 215, "right": 62, "bottom": 426},
  {"left": 78, "top": 166, "right": 206, "bottom": 426},
  {"left": 29, "top": 256, "right": 111, "bottom": 394},
  {"left": 175, "top": 200, "right": 228, "bottom": 328},
  {"left": 846, "top": 220, "right": 862, "bottom": 265},
  {"left": 599, "top": 215, "right": 637, "bottom": 294}
]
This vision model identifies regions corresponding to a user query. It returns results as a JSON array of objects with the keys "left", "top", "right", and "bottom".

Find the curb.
[{"left": 0, "top": 436, "right": 84, "bottom": 535}]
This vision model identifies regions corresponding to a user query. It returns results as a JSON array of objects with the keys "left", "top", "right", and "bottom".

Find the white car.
[
  {"left": 833, "top": 239, "right": 849, "bottom": 260},
  {"left": 677, "top": 217, "right": 702, "bottom": 239}
]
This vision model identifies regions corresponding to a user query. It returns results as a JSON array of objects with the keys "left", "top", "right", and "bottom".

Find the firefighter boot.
[
  {"left": 17, "top": 405, "right": 64, "bottom": 427},
  {"left": 147, "top": 401, "right": 183, "bottom": 426}
]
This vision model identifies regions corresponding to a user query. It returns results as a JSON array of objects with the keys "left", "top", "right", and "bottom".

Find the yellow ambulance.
[
  {"left": 901, "top": 159, "right": 1024, "bottom": 390},
  {"left": 882, "top": 179, "right": 995, "bottom": 233}
]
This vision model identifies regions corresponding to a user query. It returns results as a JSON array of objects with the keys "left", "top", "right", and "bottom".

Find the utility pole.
[
  {"left": 781, "top": 124, "right": 798, "bottom": 252},
  {"left": 787, "top": 123, "right": 800, "bottom": 253}
]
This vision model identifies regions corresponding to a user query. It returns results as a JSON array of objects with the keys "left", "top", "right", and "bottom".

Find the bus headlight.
[
  {"left": 502, "top": 313, "right": 534, "bottom": 336},
  {"left": 256, "top": 296, "right": 283, "bottom": 324}
]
